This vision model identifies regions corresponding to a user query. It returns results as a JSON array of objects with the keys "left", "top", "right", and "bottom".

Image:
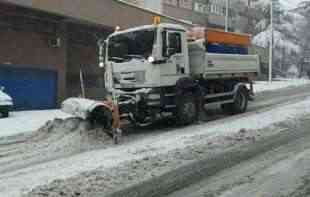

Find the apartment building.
[
  {"left": 120, "top": 0, "right": 162, "bottom": 12},
  {"left": 122, "top": 0, "right": 239, "bottom": 30}
]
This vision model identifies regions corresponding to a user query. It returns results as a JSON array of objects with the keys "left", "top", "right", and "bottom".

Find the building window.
[
  {"left": 209, "top": 2, "right": 225, "bottom": 16},
  {"left": 179, "top": 0, "right": 192, "bottom": 9},
  {"left": 164, "top": 0, "right": 178, "bottom": 6},
  {"left": 194, "top": 2, "right": 208, "bottom": 14}
]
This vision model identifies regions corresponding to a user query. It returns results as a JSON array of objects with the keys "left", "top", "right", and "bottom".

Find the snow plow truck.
[{"left": 62, "top": 21, "right": 260, "bottom": 139}]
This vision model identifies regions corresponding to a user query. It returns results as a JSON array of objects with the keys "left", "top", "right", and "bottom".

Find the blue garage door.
[{"left": 0, "top": 66, "right": 57, "bottom": 111}]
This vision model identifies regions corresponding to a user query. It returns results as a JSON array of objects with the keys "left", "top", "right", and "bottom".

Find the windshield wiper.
[
  {"left": 109, "top": 57, "right": 126, "bottom": 62},
  {"left": 124, "top": 54, "right": 145, "bottom": 60}
]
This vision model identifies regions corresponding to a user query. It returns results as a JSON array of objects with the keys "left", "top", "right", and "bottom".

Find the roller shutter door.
[{"left": 0, "top": 66, "right": 57, "bottom": 110}]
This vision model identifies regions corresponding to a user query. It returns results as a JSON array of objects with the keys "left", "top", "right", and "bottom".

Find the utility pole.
[
  {"left": 205, "top": 0, "right": 209, "bottom": 27},
  {"left": 225, "top": 0, "right": 229, "bottom": 32},
  {"left": 204, "top": 0, "right": 209, "bottom": 48},
  {"left": 269, "top": 0, "right": 273, "bottom": 82}
]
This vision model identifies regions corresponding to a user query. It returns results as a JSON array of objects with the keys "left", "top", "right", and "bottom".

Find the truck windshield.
[{"left": 108, "top": 29, "right": 155, "bottom": 62}]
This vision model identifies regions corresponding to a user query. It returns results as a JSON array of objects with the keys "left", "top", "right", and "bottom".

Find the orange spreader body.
[{"left": 187, "top": 27, "right": 251, "bottom": 47}]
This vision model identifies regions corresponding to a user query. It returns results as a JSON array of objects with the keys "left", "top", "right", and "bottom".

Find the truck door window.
[{"left": 168, "top": 32, "right": 182, "bottom": 56}]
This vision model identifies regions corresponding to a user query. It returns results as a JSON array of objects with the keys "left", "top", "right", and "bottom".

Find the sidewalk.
[{"left": 0, "top": 110, "right": 70, "bottom": 138}]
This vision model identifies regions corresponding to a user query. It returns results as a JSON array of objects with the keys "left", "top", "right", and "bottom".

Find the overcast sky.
[{"left": 281, "top": 0, "right": 305, "bottom": 10}]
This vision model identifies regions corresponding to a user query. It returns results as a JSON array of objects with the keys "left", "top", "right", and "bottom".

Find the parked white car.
[{"left": 0, "top": 87, "right": 13, "bottom": 118}]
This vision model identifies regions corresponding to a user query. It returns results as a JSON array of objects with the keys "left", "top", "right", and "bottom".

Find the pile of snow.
[
  {"left": 61, "top": 98, "right": 103, "bottom": 120},
  {"left": 0, "top": 110, "right": 71, "bottom": 138},
  {"left": 33, "top": 117, "right": 112, "bottom": 151},
  {"left": 0, "top": 117, "right": 112, "bottom": 193},
  {"left": 254, "top": 78, "right": 310, "bottom": 93}
]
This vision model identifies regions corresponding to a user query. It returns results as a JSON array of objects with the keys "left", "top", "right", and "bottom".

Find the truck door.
[{"left": 160, "top": 30, "right": 187, "bottom": 85}]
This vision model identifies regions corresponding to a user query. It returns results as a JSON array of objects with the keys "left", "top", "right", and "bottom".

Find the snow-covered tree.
[{"left": 249, "top": 0, "right": 306, "bottom": 77}]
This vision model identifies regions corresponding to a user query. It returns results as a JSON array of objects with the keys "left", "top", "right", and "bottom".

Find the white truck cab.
[
  {"left": 105, "top": 23, "right": 190, "bottom": 91},
  {"left": 100, "top": 23, "right": 259, "bottom": 126}
]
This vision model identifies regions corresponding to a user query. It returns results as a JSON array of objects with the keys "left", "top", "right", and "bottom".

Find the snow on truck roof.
[{"left": 108, "top": 23, "right": 186, "bottom": 38}]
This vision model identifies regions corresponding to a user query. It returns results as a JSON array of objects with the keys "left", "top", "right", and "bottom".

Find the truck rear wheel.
[
  {"left": 221, "top": 88, "right": 248, "bottom": 114},
  {"left": 176, "top": 93, "right": 197, "bottom": 125}
]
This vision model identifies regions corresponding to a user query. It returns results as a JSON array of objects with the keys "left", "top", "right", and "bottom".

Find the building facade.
[
  {"left": 122, "top": 0, "right": 251, "bottom": 32},
  {"left": 0, "top": 0, "right": 191, "bottom": 110},
  {"left": 0, "top": 2, "right": 113, "bottom": 110},
  {"left": 121, "top": 0, "right": 233, "bottom": 29}
]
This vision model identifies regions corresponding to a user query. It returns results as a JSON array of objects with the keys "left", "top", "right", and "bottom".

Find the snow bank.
[
  {"left": 254, "top": 78, "right": 310, "bottom": 93},
  {"left": 0, "top": 110, "right": 71, "bottom": 138}
]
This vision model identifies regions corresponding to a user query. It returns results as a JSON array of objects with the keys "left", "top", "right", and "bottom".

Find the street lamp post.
[
  {"left": 269, "top": 0, "right": 273, "bottom": 82},
  {"left": 225, "top": 0, "right": 229, "bottom": 32},
  {"left": 205, "top": 0, "right": 209, "bottom": 48}
]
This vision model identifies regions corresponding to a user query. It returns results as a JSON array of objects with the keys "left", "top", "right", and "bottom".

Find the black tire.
[
  {"left": 221, "top": 103, "right": 233, "bottom": 114},
  {"left": 89, "top": 106, "right": 113, "bottom": 130},
  {"left": 176, "top": 93, "right": 198, "bottom": 125},
  {"left": 0, "top": 107, "right": 9, "bottom": 118},
  {"left": 221, "top": 88, "right": 248, "bottom": 114}
]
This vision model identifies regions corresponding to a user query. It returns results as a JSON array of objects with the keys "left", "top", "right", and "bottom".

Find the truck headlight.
[
  {"left": 99, "top": 62, "right": 105, "bottom": 68},
  {"left": 147, "top": 56, "right": 155, "bottom": 63}
]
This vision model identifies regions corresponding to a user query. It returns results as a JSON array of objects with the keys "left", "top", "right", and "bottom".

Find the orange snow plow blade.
[{"left": 187, "top": 27, "right": 251, "bottom": 47}]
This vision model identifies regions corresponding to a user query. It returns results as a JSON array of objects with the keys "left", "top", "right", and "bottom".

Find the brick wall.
[
  {"left": 66, "top": 42, "right": 106, "bottom": 100},
  {"left": 0, "top": 26, "right": 67, "bottom": 104}
]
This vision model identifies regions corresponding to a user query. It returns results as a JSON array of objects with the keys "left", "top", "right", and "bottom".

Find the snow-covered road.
[
  {"left": 1, "top": 83, "right": 310, "bottom": 197},
  {"left": 166, "top": 120, "right": 310, "bottom": 197}
]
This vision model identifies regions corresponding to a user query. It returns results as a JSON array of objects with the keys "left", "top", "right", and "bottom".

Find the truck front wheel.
[
  {"left": 221, "top": 88, "right": 248, "bottom": 114},
  {"left": 176, "top": 93, "right": 198, "bottom": 125}
]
